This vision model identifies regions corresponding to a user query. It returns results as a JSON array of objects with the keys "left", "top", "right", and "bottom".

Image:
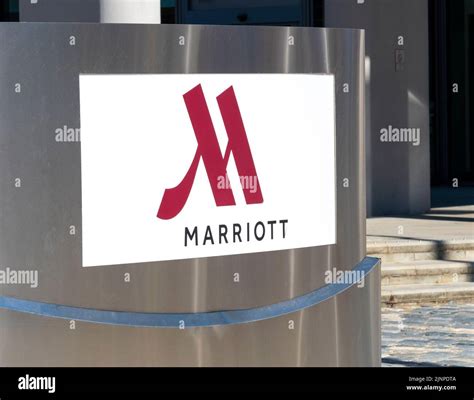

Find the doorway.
[{"left": 431, "top": 0, "right": 474, "bottom": 186}]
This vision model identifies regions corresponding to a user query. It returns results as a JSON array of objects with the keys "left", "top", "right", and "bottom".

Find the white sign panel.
[{"left": 79, "top": 74, "right": 336, "bottom": 267}]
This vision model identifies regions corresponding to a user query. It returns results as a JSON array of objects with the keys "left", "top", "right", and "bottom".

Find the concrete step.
[
  {"left": 368, "top": 238, "right": 474, "bottom": 263},
  {"left": 382, "top": 282, "right": 474, "bottom": 305},
  {"left": 382, "top": 260, "right": 474, "bottom": 286}
]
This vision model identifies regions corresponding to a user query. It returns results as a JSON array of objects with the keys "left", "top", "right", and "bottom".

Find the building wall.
[
  {"left": 19, "top": 0, "right": 432, "bottom": 216},
  {"left": 20, "top": 0, "right": 161, "bottom": 23},
  {"left": 325, "top": 0, "right": 431, "bottom": 216},
  {"left": 19, "top": 0, "right": 99, "bottom": 22}
]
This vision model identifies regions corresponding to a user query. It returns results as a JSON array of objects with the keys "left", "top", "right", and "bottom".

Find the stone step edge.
[
  {"left": 381, "top": 260, "right": 474, "bottom": 277},
  {"left": 367, "top": 238, "right": 474, "bottom": 255},
  {"left": 382, "top": 283, "right": 474, "bottom": 304}
]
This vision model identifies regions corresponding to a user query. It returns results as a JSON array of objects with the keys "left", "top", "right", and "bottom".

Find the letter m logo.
[{"left": 157, "top": 84, "right": 263, "bottom": 220}]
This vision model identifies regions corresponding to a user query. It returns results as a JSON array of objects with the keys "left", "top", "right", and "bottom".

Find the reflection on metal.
[
  {"left": 0, "top": 23, "right": 379, "bottom": 366},
  {"left": 0, "top": 257, "right": 379, "bottom": 328}
]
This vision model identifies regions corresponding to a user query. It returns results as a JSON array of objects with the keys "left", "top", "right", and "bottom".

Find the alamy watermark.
[
  {"left": 217, "top": 175, "right": 259, "bottom": 194},
  {"left": 0, "top": 267, "right": 38, "bottom": 288},
  {"left": 18, "top": 374, "right": 55, "bottom": 394},
  {"left": 55, "top": 125, "right": 80, "bottom": 142},
  {"left": 325, "top": 267, "right": 365, "bottom": 288},
  {"left": 380, "top": 125, "right": 420, "bottom": 146}
]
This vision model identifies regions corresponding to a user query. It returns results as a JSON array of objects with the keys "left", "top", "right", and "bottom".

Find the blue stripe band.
[{"left": 0, "top": 257, "right": 379, "bottom": 328}]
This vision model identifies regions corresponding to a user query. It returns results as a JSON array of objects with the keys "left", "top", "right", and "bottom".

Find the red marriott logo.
[{"left": 157, "top": 84, "right": 264, "bottom": 220}]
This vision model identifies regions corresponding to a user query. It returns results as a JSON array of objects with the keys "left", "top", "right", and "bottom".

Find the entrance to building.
[
  {"left": 470, "top": 14, "right": 474, "bottom": 184},
  {"left": 431, "top": 0, "right": 474, "bottom": 186},
  {"left": 0, "top": 0, "right": 19, "bottom": 21},
  {"left": 176, "top": 0, "right": 323, "bottom": 26}
]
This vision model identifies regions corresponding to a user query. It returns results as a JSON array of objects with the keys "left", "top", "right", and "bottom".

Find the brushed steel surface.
[
  {"left": 0, "top": 24, "right": 366, "bottom": 314},
  {"left": 0, "top": 260, "right": 380, "bottom": 367},
  {"left": 0, "top": 257, "right": 378, "bottom": 328},
  {"left": 0, "top": 23, "right": 378, "bottom": 366}
]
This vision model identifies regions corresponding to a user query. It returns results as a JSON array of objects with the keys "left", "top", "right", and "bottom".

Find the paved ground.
[
  {"left": 368, "top": 187, "right": 474, "bottom": 245},
  {"left": 382, "top": 302, "right": 474, "bottom": 367},
  {"left": 370, "top": 188, "right": 474, "bottom": 367}
]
